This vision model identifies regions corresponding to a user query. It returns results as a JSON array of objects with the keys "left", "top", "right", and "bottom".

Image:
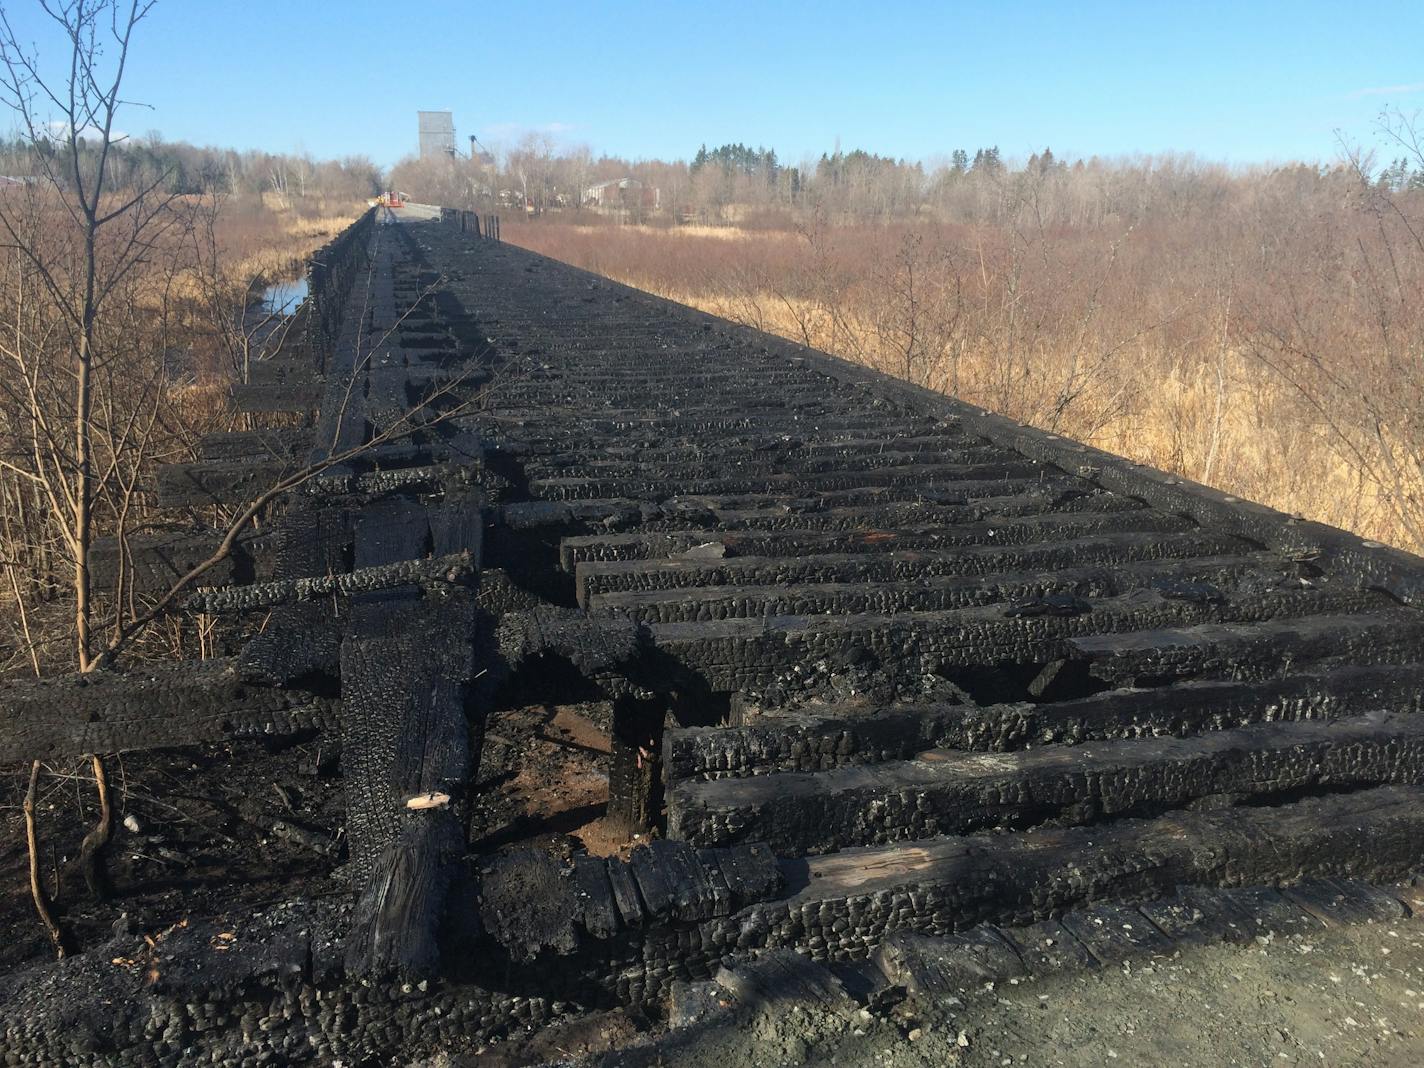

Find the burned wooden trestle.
[{"left": 6, "top": 205, "right": 1424, "bottom": 1063}]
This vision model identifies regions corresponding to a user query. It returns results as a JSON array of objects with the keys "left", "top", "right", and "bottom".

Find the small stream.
[{"left": 260, "top": 276, "right": 309, "bottom": 316}]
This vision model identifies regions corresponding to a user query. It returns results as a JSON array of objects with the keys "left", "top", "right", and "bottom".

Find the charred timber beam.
[
  {"left": 471, "top": 787, "right": 1424, "bottom": 1008},
  {"left": 649, "top": 605, "right": 1424, "bottom": 695},
  {"left": 1070, "top": 611, "right": 1424, "bottom": 686},
  {"left": 607, "top": 696, "right": 668, "bottom": 836},
  {"left": 494, "top": 606, "right": 644, "bottom": 696},
  {"left": 500, "top": 479, "right": 1103, "bottom": 535},
  {"left": 558, "top": 511, "right": 1198, "bottom": 571},
  {"left": 575, "top": 532, "right": 1247, "bottom": 606},
  {"left": 301, "top": 460, "right": 493, "bottom": 499},
  {"left": 270, "top": 503, "right": 356, "bottom": 580},
  {"left": 666, "top": 711, "right": 1424, "bottom": 853},
  {"left": 245, "top": 352, "right": 319, "bottom": 387},
  {"left": 88, "top": 528, "right": 276, "bottom": 593},
  {"left": 156, "top": 457, "right": 296, "bottom": 508},
  {"left": 521, "top": 442, "right": 1013, "bottom": 481},
  {"left": 479, "top": 409, "right": 952, "bottom": 440},
  {"left": 762, "top": 785, "right": 1424, "bottom": 946},
  {"left": 643, "top": 487, "right": 1145, "bottom": 532},
  {"left": 229, "top": 380, "right": 324, "bottom": 413},
  {"left": 545, "top": 432, "right": 976, "bottom": 464},
  {"left": 192, "top": 486, "right": 483, "bottom": 613},
  {"left": 589, "top": 554, "right": 1278, "bottom": 624},
  {"left": 616, "top": 581, "right": 1379, "bottom": 642},
  {"left": 576, "top": 531, "right": 1249, "bottom": 605},
  {"left": 198, "top": 426, "right": 313, "bottom": 462},
  {"left": 530, "top": 459, "right": 1050, "bottom": 502},
  {"left": 236, "top": 601, "right": 343, "bottom": 685},
  {"left": 188, "top": 550, "right": 477, "bottom": 613},
  {"left": 340, "top": 592, "right": 481, "bottom": 977},
  {"left": 664, "top": 664, "right": 1424, "bottom": 781},
  {"left": 478, "top": 841, "right": 782, "bottom": 964},
  {"left": 0, "top": 659, "right": 336, "bottom": 763}
]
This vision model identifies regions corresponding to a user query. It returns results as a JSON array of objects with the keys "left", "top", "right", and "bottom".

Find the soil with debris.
[
  {"left": 557, "top": 916, "right": 1424, "bottom": 1068},
  {"left": 0, "top": 735, "right": 345, "bottom": 973},
  {"left": 0, "top": 700, "right": 621, "bottom": 976},
  {"left": 471, "top": 701, "right": 630, "bottom": 859}
]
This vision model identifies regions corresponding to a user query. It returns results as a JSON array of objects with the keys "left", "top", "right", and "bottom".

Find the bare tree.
[
  {"left": 869, "top": 231, "right": 965, "bottom": 389},
  {"left": 1250, "top": 114, "right": 1424, "bottom": 549},
  {"left": 185, "top": 191, "right": 300, "bottom": 386},
  {"left": 0, "top": 0, "right": 175, "bottom": 671}
]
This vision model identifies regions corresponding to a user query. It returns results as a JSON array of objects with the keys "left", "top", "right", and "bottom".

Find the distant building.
[
  {"left": 418, "top": 111, "right": 457, "bottom": 161},
  {"left": 583, "top": 177, "right": 660, "bottom": 211}
]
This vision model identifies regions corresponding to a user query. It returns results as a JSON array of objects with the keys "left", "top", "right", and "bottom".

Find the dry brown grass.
[
  {"left": 222, "top": 202, "right": 363, "bottom": 281},
  {"left": 559, "top": 222, "right": 753, "bottom": 241},
  {"left": 153, "top": 198, "right": 361, "bottom": 305}
]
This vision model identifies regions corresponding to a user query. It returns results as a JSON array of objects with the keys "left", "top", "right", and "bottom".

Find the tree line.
[
  {"left": 387, "top": 127, "right": 1424, "bottom": 229},
  {"left": 0, "top": 133, "right": 381, "bottom": 206}
]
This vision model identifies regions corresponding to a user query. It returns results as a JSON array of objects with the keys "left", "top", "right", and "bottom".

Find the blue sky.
[{"left": 5, "top": 0, "right": 1422, "bottom": 167}]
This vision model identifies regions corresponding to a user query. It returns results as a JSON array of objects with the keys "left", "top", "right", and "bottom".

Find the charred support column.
[
  {"left": 608, "top": 695, "right": 668, "bottom": 834},
  {"left": 341, "top": 590, "right": 481, "bottom": 977}
]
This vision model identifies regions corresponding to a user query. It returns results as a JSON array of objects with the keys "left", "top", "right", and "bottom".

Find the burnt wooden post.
[
  {"left": 338, "top": 474, "right": 485, "bottom": 980},
  {"left": 607, "top": 695, "right": 667, "bottom": 834},
  {"left": 341, "top": 589, "right": 479, "bottom": 977}
]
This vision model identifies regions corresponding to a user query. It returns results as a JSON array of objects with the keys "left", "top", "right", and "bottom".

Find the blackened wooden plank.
[
  {"left": 558, "top": 510, "right": 1195, "bottom": 571},
  {"left": 573, "top": 855, "right": 620, "bottom": 939},
  {"left": 606, "top": 856, "right": 645, "bottom": 928},
  {"left": 340, "top": 592, "right": 479, "bottom": 977},
  {"left": 1060, "top": 905, "right": 1175, "bottom": 963},
  {"left": 236, "top": 602, "right": 342, "bottom": 685},
  {"left": 156, "top": 459, "right": 293, "bottom": 508},
  {"left": 1281, "top": 878, "right": 1410, "bottom": 926},
  {"left": 647, "top": 840, "right": 718, "bottom": 922},
  {"left": 1215, "top": 887, "right": 1323, "bottom": 939},
  {"left": 999, "top": 919, "right": 1098, "bottom": 974},
  {"left": 0, "top": 659, "right": 337, "bottom": 763},
  {"left": 714, "top": 949, "right": 854, "bottom": 1013},
  {"left": 872, "top": 927, "right": 1025, "bottom": 999},
  {"left": 694, "top": 849, "right": 734, "bottom": 918},
  {"left": 667, "top": 712, "right": 1424, "bottom": 854},
  {"left": 354, "top": 496, "right": 431, "bottom": 569},
  {"left": 230, "top": 380, "right": 324, "bottom": 413},
  {"left": 781, "top": 787, "right": 1424, "bottom": 937},
  {"left": 430, "top": 488, "right": 485, "bottom": 564},
  {"left": 629, "top": 844, "right": 675, "bottom": 922},
  {"left": 578, "top": 531, "right": 1245, "bottom": 604},
  {"left": 1139, "top": 889, "right": 1253, "bottom": 946},
  {"left": 1071, "top": 612, "right": 1424, "bottom": 686},
  {"left": 708, "top": 844, "right": 783, "bottom": 909}
]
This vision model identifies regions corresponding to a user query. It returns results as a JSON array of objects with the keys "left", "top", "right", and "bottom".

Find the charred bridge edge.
[{"left": 493, "top": 236, "right": 1424, "bottom": 605}]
